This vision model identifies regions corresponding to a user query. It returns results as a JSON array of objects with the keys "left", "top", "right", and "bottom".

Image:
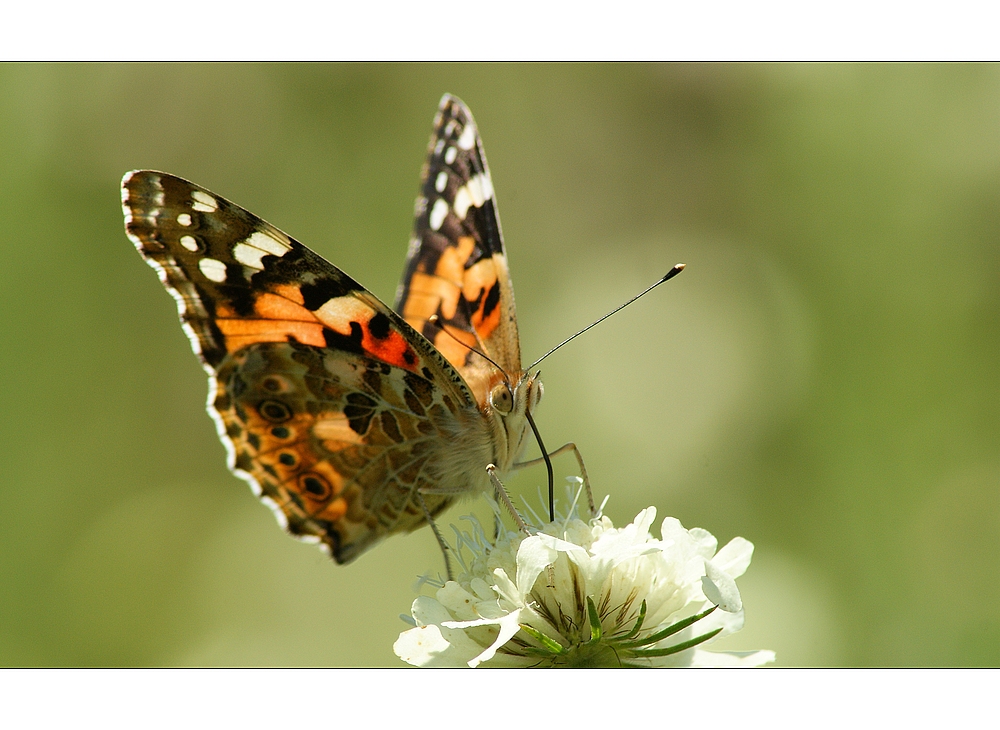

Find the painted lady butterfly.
[{"left": 122, "top": 95, "right": 548, "bottom": 567}]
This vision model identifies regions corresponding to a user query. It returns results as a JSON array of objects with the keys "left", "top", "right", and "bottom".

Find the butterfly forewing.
[
  {"left": 123, "top": 170, "right": 481, "bottom": 563},
  {"left": 395, "top": 95, "right": 522, "bottom": 404}
]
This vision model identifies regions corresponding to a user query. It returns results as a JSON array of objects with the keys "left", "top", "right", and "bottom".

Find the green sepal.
[
  {"left": 584, "top": 596, "right": 604, "bottom": 646},
  {"left": 618, "top": 605, "right": 717, "bottom": 649},
  {"left": 628, "top": 627, "right": 723, "bottom": 658},
  {"left": 518, "top": 623, "right": 567, "bottom": 655}
]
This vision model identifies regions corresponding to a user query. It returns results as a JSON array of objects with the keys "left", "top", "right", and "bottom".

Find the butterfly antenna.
[
  {"left": 458, "top": 295, "right": 492, "bottom": 355},
  {"left": 527, "top": 264, "right": 685, "bottom": 370},
  {"left": 427, "top": 315, "right": 506, "bottom": 374}
]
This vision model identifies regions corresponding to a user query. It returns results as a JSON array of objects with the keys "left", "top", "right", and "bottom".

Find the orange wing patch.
[
  {"left": 463, "top": 256, "right": 503, "bottom": 341},
  {"left": 401, "top": 235, "right": 503, "bottom": 345},
  {"left": 313, "top": 296, "right": 421, "bottom": 372},
  {"left": 402, "top": 236, "right": 474, "bottom": 323},
  {"left": 395, "top": 95, "right": 522, "bottom": 385},
  {"left": 205, "top": 279, "right": 424, "bottom": 373},
  {"left": 215, "top": 294, "right": 326, "bottom": 350}
]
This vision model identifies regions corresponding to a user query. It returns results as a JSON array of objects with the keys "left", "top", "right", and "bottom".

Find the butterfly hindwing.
[
  {"left": 395, "top": 94, "right": 522, "bottom": 405},
  {"left": 123, "top": 170, "right": 480, "bottom": 562}
]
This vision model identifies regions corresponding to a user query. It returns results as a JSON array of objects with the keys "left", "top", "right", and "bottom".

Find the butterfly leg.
[
  {"left": 414, "top": 490, "right": 454, "bottom": 581},
  {"left": 486, "top": 464, "right": 532, "bottom": 536},
  {"left": 513, "top": 442, "right": 595, "bottom": 516}
]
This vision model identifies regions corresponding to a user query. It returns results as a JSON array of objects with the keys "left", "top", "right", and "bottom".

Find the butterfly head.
[
  {"left": 484, "top": 369, "right": 543, "bottom": 469},
  {"left": 488, "top": 369, "right": 542, "bottom": 417}
]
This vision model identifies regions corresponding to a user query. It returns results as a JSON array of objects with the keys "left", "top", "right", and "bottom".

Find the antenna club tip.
[{"left": 661, "top": 264, "right": 685, "bottom": 282}]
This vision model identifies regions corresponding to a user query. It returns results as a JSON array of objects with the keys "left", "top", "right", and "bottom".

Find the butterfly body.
[{"left": 122, "top": 95, "right": 539, "bottom": 564}]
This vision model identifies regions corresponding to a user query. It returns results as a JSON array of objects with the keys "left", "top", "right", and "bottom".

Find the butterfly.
[{"left": 122, "top": 94, "right": 547, "bottom": 567}]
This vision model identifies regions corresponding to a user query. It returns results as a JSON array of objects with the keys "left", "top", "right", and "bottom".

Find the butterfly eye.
[{"left": 489, "top": 383, "right": 514, "bottom": 414}]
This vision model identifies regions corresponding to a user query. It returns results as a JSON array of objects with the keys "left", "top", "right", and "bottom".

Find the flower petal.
[
  {"left": 409, "top": 595, "right": 452, "bottom": 626},
  {"left": 690, "top": 649, "right": 776, "bottom": 667},
  {"left": 702, "top": 559, "right": 743, "bottom": 612},
  {"left": 515, "top": 533, "right": 584, "bottom": 596},
  {"left": 435, "top": 581, "right": 484, "bottom": 621},
  {"left": 393, "top": 624, "right": 451, "bottom": 666},
  {"left": 713, "top": 537, "right": 754, "bottom": 579},
  {"left": 462, "top": 610, "right": 525, "bottom": 668},
  {"left": 687, "top": 526, "right": 719, "bottom": 559},
  {"left": 394, "top": 622, "right": 494, "bottom": 667}
]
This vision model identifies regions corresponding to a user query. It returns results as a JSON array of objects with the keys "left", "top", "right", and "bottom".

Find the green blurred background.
[{"left": 1, "top": 63, "right": 997, "bottom": 667}]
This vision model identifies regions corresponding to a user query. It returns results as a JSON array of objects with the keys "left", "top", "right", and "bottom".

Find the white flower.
[{"left": 394, "top": 489, "right": 775, "bottom": 668}]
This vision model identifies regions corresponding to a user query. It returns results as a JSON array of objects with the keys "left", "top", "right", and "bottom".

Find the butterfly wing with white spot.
[
  {"left": 123, "top": 170, "right": 484, "bottom": 562},
  {"left": 394, "top": 94, "right": 523, "bottom": 405}
]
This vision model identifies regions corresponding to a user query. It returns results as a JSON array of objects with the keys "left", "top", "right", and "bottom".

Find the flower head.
[{"left": 394, "top": 486, "right": 775, "bottom": 668}]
